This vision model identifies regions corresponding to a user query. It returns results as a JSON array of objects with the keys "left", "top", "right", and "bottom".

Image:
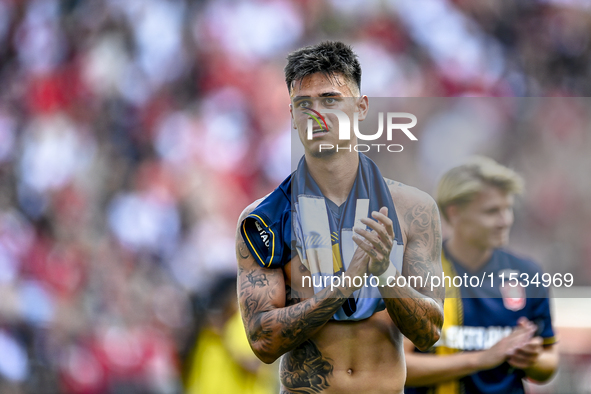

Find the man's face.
[
  {"left": 451, "top": 185, "right": 515, "bottom": 251},
  {"left": 289, "top": 72, "right": 367, "bottom": 157}
]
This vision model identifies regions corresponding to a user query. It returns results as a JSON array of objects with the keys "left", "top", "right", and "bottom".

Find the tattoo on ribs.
[{"left": 280, "top": 340, "right": 333, "bottom": 393}]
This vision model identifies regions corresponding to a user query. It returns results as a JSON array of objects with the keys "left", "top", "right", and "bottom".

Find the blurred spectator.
[{"left": 184, "top": 275, "right": 276, "bottom": 394}]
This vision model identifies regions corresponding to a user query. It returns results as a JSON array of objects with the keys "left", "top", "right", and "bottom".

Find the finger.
[
  {"left": 373, "top": 208, "right": 391, "bottom": 227},
  {"left": 351, "top": 245, "right": 371, "bottom": 263},
  {"left": 353, "top": 235, "right": 384, "bottom": 261},
  {"left": 515, "top": 331, "right": 535, "bottom": 348},
  {"left": 516, "top": 318, "right": 537, "bottom": 334},
  {"left": 354, "top": 238, "right": 383, "bottom": 262},
  {"left": 360, "top": 218, "right": 391, "bottom": 246},
  {"left": 516, "top": 338, "right": 543, "bottom": 352},
  {"left": 509, "top": 348, "right": 539, "bottom": 365},
  {"left": 516, "top": 337, "right": 543, "bottom": 350},
  {"left": 508, "top": 357, "right": 532, "bottom": 370},
  {"left": 512, "top": 322, "right": 536, "bottom": 339},
  {"left": 530, "top": 336, "right": 543, "bottom": 346},
  {"left": 372, "top": 209, "right": 394, "bottom": 238},
  {"left": 512, "top": 346, "right": 541, "bottom": 358},
  {"left": 354, "top": 227, "right": 389, "bottom": 256},
  {"left": 505, "top": 331, "right": 533, "bottom": 353},
  {"left": 509, "top": 352, "right": 534, "bottom": 362},
  {"left": 508, "top": 325, "right": 532, "bottom": 339}
]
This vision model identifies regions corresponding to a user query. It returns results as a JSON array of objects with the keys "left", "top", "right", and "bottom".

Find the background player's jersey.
[{"left": 406, "top": 244, "right": 556, "bottom": 394}]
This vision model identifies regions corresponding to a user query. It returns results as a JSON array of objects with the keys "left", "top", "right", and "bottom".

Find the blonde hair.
[{"left": 436, "top": 156, "right": 524, "bottom": 222}]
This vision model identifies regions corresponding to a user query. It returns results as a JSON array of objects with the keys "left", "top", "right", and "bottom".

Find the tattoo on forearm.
[
  {"left": 383, "top": 296, "right": 442, "bottom": 350},
  {"left": 280, "top": 339, "right": 333, "bottom": 393},
  {"left": 242, "top": 283, "right": 346, "bottom": 358},
  {"left": 383, "top": 199, "right": 444, "bottom": 350},
  {"left": 237, "top": 244, "right": 348, "bottom": 363},
  {"left": 236, "top": 206, "right": 340, "bottom": 388}
]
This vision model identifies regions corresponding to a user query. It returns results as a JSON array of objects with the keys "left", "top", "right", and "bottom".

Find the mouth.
[{"left": 310, "top": 129, "right": 328, "bottom": 138}]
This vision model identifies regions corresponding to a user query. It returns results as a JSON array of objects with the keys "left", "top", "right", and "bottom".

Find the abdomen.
[{"left": 280, "top": 310, "right": 406, "bottom": 394}]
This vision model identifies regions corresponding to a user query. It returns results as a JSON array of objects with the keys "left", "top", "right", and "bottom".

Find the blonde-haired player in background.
[{"left": 404, "top": 156, "right": 558, "bottom": 394}]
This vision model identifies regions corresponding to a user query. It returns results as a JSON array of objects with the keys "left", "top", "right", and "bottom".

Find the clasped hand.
[{"left": 352, "top": 206, "right": 394, "bottom": 277}]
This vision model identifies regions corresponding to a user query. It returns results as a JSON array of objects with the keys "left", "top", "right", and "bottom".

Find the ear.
[
  {"left": 290, "top": 103, "right": 297, "bottom": 129},
  {"left": 356, "top": 95, "right": 369, "bottom": 121}
]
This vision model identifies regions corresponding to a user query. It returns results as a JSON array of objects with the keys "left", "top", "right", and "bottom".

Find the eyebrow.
[{"left": 293, "top": 92, "right": 344, "bottom": 100}]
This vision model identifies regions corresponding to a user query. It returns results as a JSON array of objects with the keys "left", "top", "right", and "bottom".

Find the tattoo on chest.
[
  {"left": 386, "top": 179, "right": 403, "bottom": 187},
  {"left": 280, "top": 340, "right": 333, "bottom": 393}
]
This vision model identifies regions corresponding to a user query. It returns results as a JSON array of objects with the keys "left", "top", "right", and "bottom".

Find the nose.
[{"left": 307, "top": 99, "right": 323, "bottom": 115}]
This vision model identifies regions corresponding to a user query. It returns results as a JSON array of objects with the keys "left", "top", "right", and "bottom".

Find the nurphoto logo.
[{"left": 306, "top": 109, "right": 418, "bottom": 153}]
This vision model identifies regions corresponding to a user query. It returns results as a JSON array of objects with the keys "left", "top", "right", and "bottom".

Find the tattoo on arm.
[
  {"left": 381, "top": 198, "right": 444, "bottom": 350},
  {"left": 236, "top": 205, "right": 339, "bottom": 391},
  {"left": 238, "top": 241, "right": 250, "bottom": 259},
  {"left": 236, "top": 237, "right": 347, "bottom": 366}
]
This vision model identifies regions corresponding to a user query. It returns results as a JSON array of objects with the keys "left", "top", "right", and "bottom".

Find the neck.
[
  {"left": 304, "top": 152, "right": 359, "bottom": 206},
  {"left": 445, "top": 236, "right": 493, "bottom": 271}
]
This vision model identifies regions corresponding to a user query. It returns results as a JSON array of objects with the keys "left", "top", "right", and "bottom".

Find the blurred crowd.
[{"left": 0, "top": 0, "right": 590, "bottom": 393}]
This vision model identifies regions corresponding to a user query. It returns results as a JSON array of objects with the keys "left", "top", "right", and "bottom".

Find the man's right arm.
[
  {"left": 403, "top": 338, "right": 487, "bottom": 386},
  {"left": 236, "top": 205, "right": 368, "bottom": 364}
]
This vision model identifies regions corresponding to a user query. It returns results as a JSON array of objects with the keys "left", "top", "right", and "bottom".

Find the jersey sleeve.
[
  {"left": 521, "top": 259, "right": 557, "bottom": 346},
  {"left": 241, "top": 212, "right": 286, "bottom": 269},
  {"left": 528, "top": 290, "right": 556, "bottom": 346}
]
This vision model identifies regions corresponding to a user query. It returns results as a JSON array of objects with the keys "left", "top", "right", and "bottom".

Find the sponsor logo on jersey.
[
  {"left": 436, "top": 325, "right": 513, "bottom": 350},
  {"left": 498, "top": 268, "right": 526, "bottom": 311},
  {"left": 499, "top": 283, "right": 526, "bottom": 311}
]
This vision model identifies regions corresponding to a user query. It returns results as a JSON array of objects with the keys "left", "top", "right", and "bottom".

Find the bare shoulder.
[
  {"left": 384, "top": 179, "right": 443, "bottom": 300},
  {"left": 236, "top": 194, "right": 270, "bottom": 230},
  {"left": 236, "top": 194, "right": 286, "bottom": 310},
  {"left": 384, "top": 178, "right": 434, "bottom": 206},
  {"left": 384, "top": 178, "right": 438, "bottom": 236},
  {"left": 235, "top": 194, "right": 273, "bottom": 272}
]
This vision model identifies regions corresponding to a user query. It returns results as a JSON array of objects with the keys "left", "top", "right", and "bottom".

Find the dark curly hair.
[{"left": 284, "top": 41, "right": 361, "bottom": 94}]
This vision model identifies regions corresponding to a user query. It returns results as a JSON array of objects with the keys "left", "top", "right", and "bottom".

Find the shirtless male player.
[{"left": 236, "top": 41, "right": 445, "bottom": 394}]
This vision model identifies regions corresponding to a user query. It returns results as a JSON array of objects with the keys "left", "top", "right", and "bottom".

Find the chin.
[
  {"left": 491, "top": 237, "right": 509, "bottom": 249},
  {"left": 309, "top": 147, "right": 337, "bottom": 158}
]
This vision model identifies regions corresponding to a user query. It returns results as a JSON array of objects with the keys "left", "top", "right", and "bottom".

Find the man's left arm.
[
  {"left": 353, "top": 188, "right": 445, "bottom": 351},
  {"left": 520, "top": 343, "right": 559, "bottom": 382}
]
